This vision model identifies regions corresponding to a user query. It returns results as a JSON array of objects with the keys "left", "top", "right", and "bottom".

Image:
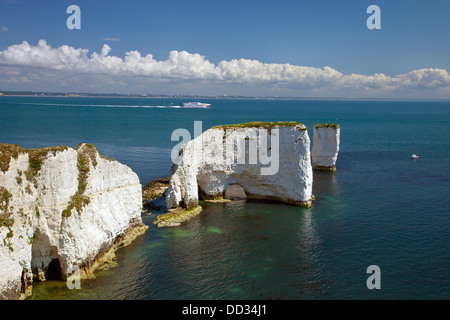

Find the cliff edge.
[{"left": 0, "top": 143, "right": 147, "bottom": 300}]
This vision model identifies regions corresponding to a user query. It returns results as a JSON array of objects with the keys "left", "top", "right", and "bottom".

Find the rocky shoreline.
[{"left": 141, "top": 177, "right": 203, "bottom": 228}]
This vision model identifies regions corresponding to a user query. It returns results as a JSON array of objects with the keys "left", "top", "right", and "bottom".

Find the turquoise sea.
[{"left": 0, "top": 96, "right": 449, "bottom": 299}]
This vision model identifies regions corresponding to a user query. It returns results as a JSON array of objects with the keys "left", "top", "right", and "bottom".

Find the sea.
[{"left": 0, "top": 96, "right": 449, "bottom": 300}]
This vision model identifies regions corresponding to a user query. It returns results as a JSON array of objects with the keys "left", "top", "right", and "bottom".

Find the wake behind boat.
[{"left": 180, "top": 102, "right": 211, "bottom": 108}]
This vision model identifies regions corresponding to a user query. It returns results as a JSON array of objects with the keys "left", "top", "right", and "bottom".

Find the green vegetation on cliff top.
[
  {"left": 0, "top": 144, "right": 24, "bottom": 173},
  {"left": 0, "top": 143, "right": 69, "bottom": 175},
  {"left": 0, "top": 143, "right": 105, "bottom": 219},
  {"left": 314, "top": 123, "right": 340, "bottom": 129},
  {"left": 213, "top": 121, "right": 306, "bottom": 130}
]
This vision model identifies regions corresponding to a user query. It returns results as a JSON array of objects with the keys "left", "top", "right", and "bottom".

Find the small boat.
[
  {"left": 411, "top": 154, "right": 419, "bottom": 159},
  {"left": 180, "top": 102, "right": 211, "bottom": 108}
]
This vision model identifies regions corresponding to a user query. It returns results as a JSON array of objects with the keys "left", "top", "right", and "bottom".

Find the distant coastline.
[{"left": 0, "top": 91, "right": 449, "bottom": 102}]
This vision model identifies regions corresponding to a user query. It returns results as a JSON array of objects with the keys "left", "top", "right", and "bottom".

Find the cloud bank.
[{"left": 0, "top": 40, "right": 449, "bottom": 94}]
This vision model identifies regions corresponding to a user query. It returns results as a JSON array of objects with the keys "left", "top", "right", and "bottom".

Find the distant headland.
[{"left": 0, "top": 91, "right": 448, "bottom": 102}]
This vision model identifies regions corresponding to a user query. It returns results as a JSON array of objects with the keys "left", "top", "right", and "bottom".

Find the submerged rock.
[
  {"left": 311, "top": 124, "right": 340, "bottom": 172},
  {"left": 0, "top": 143, "right": 147, "bottom": 300},
  {"left": 142, "top": 177, "right": 169, "bottom": 212},
  {"left": 165, "top": 122, "right": 314, "bottom": 214},
  {"left": 153, "top": 206, "right": 202, "bottom": 228}
]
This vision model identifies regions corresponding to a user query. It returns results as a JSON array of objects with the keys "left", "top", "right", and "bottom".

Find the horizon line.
[{"left": 1, "top": 90, "right": 450, "bottom": 102}]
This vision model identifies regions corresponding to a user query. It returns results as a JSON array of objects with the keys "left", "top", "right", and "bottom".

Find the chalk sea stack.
[
  {"left": 164, "top": 122, "right": 314, "bottom": 215},
  {"left": 311, "top": 123, "right": 340, "bottom": 172},
  {"left": 0, "top": 143, "right": 147, "bottom": 300}
]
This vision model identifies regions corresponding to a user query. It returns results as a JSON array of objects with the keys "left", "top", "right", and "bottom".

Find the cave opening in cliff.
[
  {"left": 46, "top": 259, "right": 62, "bottom": 280},
  {"left": 30, "top": 230, "right": 63, "bottom": 281}
]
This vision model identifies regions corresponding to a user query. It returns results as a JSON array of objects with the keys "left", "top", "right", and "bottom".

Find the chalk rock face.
[
  {"left": 165, "top": 122, "right": 313, "bottom": 210},
  {"left": 224, "top": 184, "right": 247, "bottom": 200},
  {"left": 311, "top": 124, "right": 340, "bottom": 171},
  {"left": 0, "top": 143, "right": 146, "bottom": 300}
]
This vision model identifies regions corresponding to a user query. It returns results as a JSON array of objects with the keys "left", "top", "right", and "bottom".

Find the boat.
[
  {"left": 180, "top": 102, "right": 211, "bottom": 108},
  {"left": 411, "top": 154, "right": 419, "bottom": 159}
]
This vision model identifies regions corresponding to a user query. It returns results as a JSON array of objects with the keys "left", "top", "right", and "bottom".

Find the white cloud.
[
  {"left": 0, "top": 40, "right": 449, "bottom": 94},
  {"left": 103, "top": 38, "right": 120, "bottom": 42},
  {"left": 1, "top": 26, "right": 8, "bottom": 32}
]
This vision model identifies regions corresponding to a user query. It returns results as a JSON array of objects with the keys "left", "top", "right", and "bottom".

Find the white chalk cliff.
[
  {"left": 311, "top": 124, "right": 340, "bottom": 171},
  {"left": 165, "top": 122, "right": 314, "bottom": 210},
  {"left": 0, "top": 143, "right": 147, "bottom": 300}
]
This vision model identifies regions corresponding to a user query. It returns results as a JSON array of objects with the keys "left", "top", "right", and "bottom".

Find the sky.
[{"left": 0, "top": 0, "right": 449, "bottom": 98}]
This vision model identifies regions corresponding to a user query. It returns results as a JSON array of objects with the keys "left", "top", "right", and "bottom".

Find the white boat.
[
  {"left": 180, "top": 102, "right": 211, "bottom": 108},
  {"left": 411, "top": 154, "right": 419, "bottom": 159}
]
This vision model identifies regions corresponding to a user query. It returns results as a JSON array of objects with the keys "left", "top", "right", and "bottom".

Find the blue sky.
[{"left": 0, "top": 0, "right": 449, "bottom": 98}]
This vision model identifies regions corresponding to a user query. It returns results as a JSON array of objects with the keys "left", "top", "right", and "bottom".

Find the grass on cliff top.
[
  {"left": 0, "top": 144, "right": 26, "bottom": 173},
  {"left": 26, "top": 146, "right": 70, "bottom": 182},
  {"left": 0, "top": 143, "right": 69, "bottom": 176},
  {"left": 0, "top": 142, "right": 103, "bottom": 219},
  {"left": 314, "top": 123, "right": 340, "bottom": 129},
  {"left": 212, "top": 121, "right": 306, "bottom": 130}
]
